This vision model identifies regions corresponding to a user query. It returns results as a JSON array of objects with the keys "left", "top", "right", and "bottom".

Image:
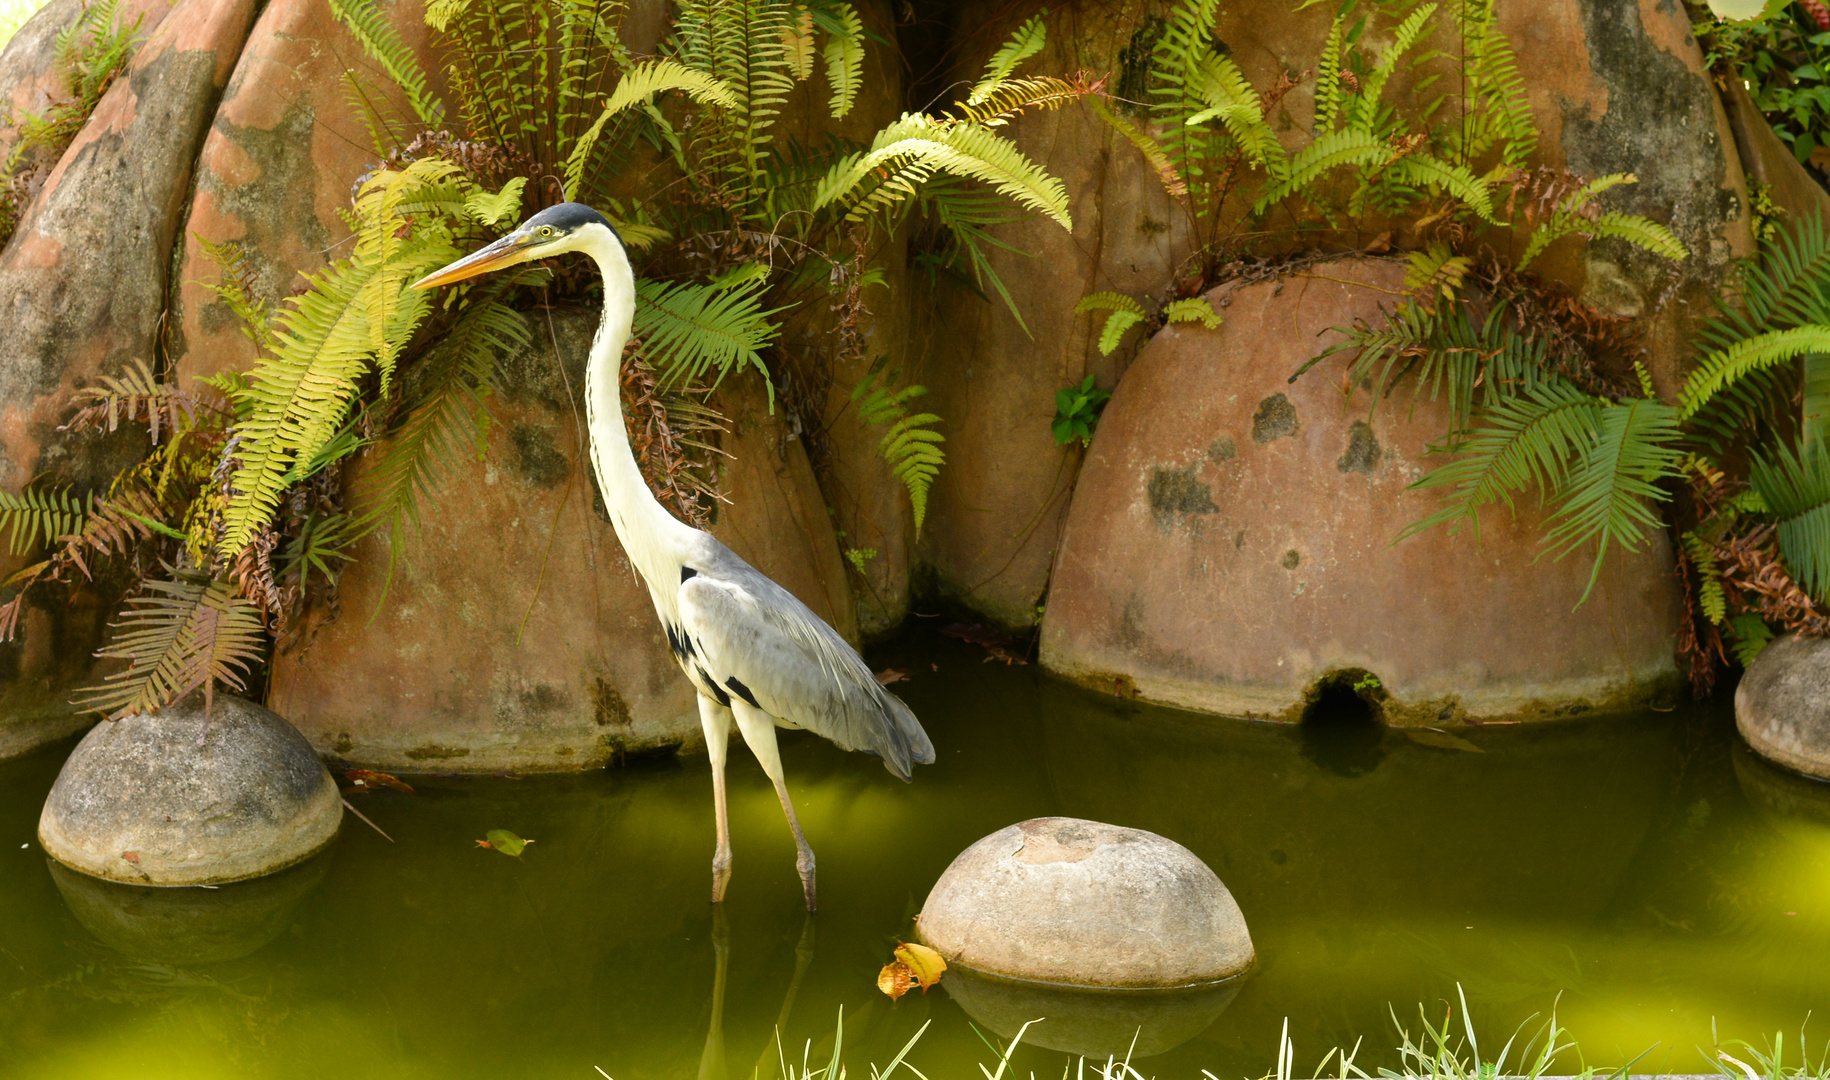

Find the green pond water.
[{"left": 3, "top": 627, "right": 1830, "bottom": 1079}]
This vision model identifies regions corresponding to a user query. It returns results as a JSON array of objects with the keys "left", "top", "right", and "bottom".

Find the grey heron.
[{"left": 412, "top": 203, "right": 935, "bottom": 911}]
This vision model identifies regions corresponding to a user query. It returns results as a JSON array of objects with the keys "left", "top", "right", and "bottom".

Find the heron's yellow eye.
[{"left": 538, "top": 225, "right": 555, "bottom": 238}]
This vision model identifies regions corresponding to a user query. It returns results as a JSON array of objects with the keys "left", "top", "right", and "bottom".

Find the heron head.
[{"left": 410, "top": 202, "right": 620, "bottom": 290}]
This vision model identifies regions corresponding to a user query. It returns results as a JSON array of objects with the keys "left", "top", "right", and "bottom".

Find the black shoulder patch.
[
  {"left": 680, "top": 566, "right": 698, "bottom": 583},
  {"left": 697, "top": 666, "right": 731, "bottom": 707},
  {"left": 665, "top": 623, "right": 694, "bottom": 660},
  {"left": 724, "top": 676, "right": 760, "bottom": 709}
]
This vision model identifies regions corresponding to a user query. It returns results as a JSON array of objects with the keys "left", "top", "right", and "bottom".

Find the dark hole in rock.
[{"left": 1299, "top": 671, "right": 1386, "bottom": 778}]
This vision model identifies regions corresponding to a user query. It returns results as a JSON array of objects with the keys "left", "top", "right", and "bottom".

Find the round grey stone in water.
[
  {"left": 39, "top": 693, "right": 342, "bottom": 885},
  {"left": 1737, "top": 634, "right": 1830, "bottom": 781},
  {"left": 917, "top": 817, "right": 1253, "bottom": 988}
]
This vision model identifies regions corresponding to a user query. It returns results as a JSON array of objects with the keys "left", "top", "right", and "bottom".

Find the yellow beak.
[{"left": 410, "top": 233, "right": 535, "bottom": 290}]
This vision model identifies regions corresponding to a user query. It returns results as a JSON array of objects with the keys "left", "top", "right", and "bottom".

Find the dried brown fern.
[{"left": 621, "top": 343, "right": 730, "bottom": 529}]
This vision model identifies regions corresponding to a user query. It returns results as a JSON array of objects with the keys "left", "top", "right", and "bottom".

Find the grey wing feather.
[{"left": 676, "top": 552, "right": 934, "bottom": 780}]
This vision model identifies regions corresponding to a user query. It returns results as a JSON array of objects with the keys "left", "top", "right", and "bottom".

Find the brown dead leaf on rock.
[{"left": 874, "top": 668, "right": 908, "bottom": 686}]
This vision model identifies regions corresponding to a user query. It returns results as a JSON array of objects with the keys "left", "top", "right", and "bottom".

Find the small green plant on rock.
[
  {"left": 1051, "top": 374, "right": 1112, "bottom": 447},
  {"left": 0, "top": 0, "right": 143, "bottom": 246}
]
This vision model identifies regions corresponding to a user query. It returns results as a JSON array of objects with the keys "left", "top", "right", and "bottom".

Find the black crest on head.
[{"left": 524, "top": 202, "right": 614, "bottom": 236}]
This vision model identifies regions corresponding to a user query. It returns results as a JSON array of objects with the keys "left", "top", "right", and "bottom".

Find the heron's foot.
[
  {"left": 711, "top": 849, "right": 732, "bottom": 904},
  {"left": 796, "top": 849, "right": 816, "bottom": 912}
]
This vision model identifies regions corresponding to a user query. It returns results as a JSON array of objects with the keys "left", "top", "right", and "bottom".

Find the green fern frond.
[
  {"left": 74, "top": 570, "right": 266, "bottom": 719},
  {"left": 219, "top": 158, "right": 500, "bottom": 558},
  {"left": 1403, "top": 243, "right": 1472, "bottom": 306},
  {"left": 1542, "top": 396, "right": 1684, "bottom": 603},
  {"left": 960, "top": 76, "right": 1100, "bottom": 129},
  {"left": 0, "top": 484, "right": 84, "bottom": 554},
  {"left": 1183, "top": 52, "right": 1283, "bottom": 169},
  {"left": 1680, "top": 326, "right": 1830, "bottom": 420},
  {"left": 1090, "top": 97, "right": 1186, "bottom": 197},
  {"left": 194, "top": 236, "right": 277, "bottom": 353},
  {"left": 1164, "top": 297, "right": 1222, "bottom": 328},
  {"left": 1750, "top": 435, "right": 1830, "bottom": 603},
  {"left": 1075, "top": 291, "right": 1147, "bottom": 355},
  {"left": 1403, "top": 379, "right": 1600, "bottom": 544},
  {"left": 850, "top": 368, "right": 946, "bottom": 534},
  {"left": 634, "top": 277, "right": 782, "bottom": 392},
  {"left": 1680, "top": 529, "right": 1727, "bottom": 624},
  {"left": 815, "top": 113, "right": 1072, "bottom": 229},
  {"left": 1593, "top": 211, "right": 1687, "bottom": 262},
  {"left": 326, "top": 0, "right": 444, "bottom": 127},
  {"left": 822, "top": 4, "right": 864, "bottom": 118},
  {"left": 1311, "top": 15, "right": 1345, "bottom": 135},
  {"left": 969, "top": 13, "right": 1045, "bottom": 105},
  {"left": 564, "top": 59, "right": 738, "bottom": 197},
  {"left": 1253, "top": 129, "right": 1389, "bottom": 212},
  {"left": 1388, "top": 153, "right": 1496, "bottom": 222},
  {"left": 351, "top": 288, "right": 527, "bottom": 608}
]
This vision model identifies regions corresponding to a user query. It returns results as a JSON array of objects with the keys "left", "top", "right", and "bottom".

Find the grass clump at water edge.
[{"left": 610, "top": 989, "right": 1830, "bottom": 1080}]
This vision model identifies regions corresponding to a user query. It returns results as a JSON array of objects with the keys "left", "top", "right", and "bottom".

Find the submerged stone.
[
  {"left": 941, "top": 965, "right": 1241, "bottom": 1059},
  {"left": 917, "top": 817, "right": 1253, "bottom": 989},
  {"left": 49, "top": 851, "right": 329, "bottom": 963},
  {"left": 1736, "top": 634, "right": 1830, "bottom": 782},
  {"left": 38, "top": 693, "right": 341, "bottom": 886}
]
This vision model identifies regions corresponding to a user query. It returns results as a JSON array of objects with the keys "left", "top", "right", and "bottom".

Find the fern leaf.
[
  {"left": 634, "top": 277, "right": 782, "bottom": 391},
  {"left": 325, "top": 0, "right": 444, "bottom": 127},
  {"left": 822, "top": 4, "right": 864, "bottom": 118},
  {"left": 1542, "top": 397, "right": 1685, "bottom": 603},
  {"left": 1681, "top": 529, "right": 1727, "bottom": 624},
  {"left": 1403, "top": 380, "right": 1600, "bottom": 544},
  {"left": 565, "top": 60, "right": 736, "bottom": 206},
  {"left": 1388, "top": 153, "right": 1496, "bottom": 222},
  {"left": 1751, "top": 435, "right": 1830, "bottom": 603},
  {"left": 969, "top": 13, "right": 1045, "bottom": 104},
  {"left": 816, "top": 113, "right": 1072, "bottom": 229},
  {"left": 74, "top": 571, "right": 266, "bottom": 719},
  {"left": 0, "top": 484, "right": 85, "bottom": 554},
  {"left": 1253, "top": 129, "right": 1389, "bottom": 213},
  {"left": 1354, "top": 3, "right": 1437, "bottom": 126},
  {"left": 1403, "top": 243, "right": 1471, "bottom": 306},
  {"left": 1680, "top": 326, "right": 1830, "bottom": 420},
  {"left": 1312, "top": 15, "right": 1345, "bottom": 135},
  {"left": 1184, "top": 52, "right": 1283, "bottom": 169},
  {"left": 1090, "top": 97, "right": 1186, "bottom": 197},
  {"left": 1593, "top": 211, "right": 1687, "bottom": 262},
  {"left": 1164, "top": 297, "right": 1222, "bottom": 328}
]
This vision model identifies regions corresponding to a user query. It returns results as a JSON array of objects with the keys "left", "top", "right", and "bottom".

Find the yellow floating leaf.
[
  {"left": 878, "top": 961, "right": 915, "bottom": 1000},
  {"left": 894, "top": 942, "right": 947, "bottom": 991}
]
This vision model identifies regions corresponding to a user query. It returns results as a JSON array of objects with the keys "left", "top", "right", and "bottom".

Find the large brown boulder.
[
  {"left": 915, "top": 1, "right": 1752, "bottom": 629},
  {"left": 170, "top": 0, "right": 445, "bottom": 384},
  {"left": 268, "top": 312, "right": 858, "bottom": 771},
  {"left": 1500, "top": 0, "right": 1755, "bottom": 396},
  {"left": 0, "top": 0, "right": 255, "bottom": 756},
  {"left": 1040, "top": 259, "right": 1684, "bottom": 722}
]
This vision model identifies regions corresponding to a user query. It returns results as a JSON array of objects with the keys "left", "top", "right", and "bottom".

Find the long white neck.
[{"left": 578, "top": 227, "right": 695, "bottom": 590}]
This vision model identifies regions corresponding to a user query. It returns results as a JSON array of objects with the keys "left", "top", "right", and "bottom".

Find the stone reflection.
[
  {"left": 49, "top": 850, "right": 330, "bottom": 965},
  {"left": 940, "top": 966, "right": 1242, "bottom": 1059},
  {"left": 1733, "top": 743, "right": 1830, "bottom": 831}
]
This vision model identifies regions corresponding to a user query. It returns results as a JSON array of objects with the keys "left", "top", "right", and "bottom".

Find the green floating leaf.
[{"left": 479, "top": 829, "right": 534, "bottom": 856}]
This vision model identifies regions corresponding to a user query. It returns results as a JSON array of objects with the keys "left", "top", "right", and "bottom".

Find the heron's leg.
[
  {"left": 698, "top": 695, "right": 735, "bottom": 903},
  {"left": 731, "top": 700, "right": 816, "bottom": 912}
]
